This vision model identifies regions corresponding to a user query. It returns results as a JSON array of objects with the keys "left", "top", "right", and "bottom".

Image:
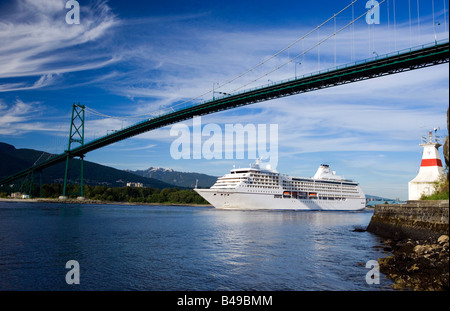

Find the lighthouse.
[{"left": 408, "top": 129, "right": 445, "bottom": 200}]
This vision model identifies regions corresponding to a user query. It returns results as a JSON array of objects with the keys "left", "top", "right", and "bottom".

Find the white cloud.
[
  {"left": 0, "top": 74, "right": 60, "bottom": 92},
  {"left": 0, "top": 99, "right": 63, "bottom": 135},
  {"left": 0, "top": 0, "right": 118, "bottom": 81}
]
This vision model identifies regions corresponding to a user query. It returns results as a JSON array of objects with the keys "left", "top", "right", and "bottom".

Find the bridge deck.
[{"left": 1, "top": 41, "right": 448, "bottom": 185}]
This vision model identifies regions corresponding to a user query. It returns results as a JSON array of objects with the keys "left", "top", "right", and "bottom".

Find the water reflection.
[
  {"left": 189, "top": 209, "right": 387, "bottom": 290},
  {"left": 0, "top": 203, "right": 392, "bottom": 291}
]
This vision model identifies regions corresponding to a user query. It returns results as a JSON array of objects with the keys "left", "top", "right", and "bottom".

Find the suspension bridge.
[{"left": 1, "top": 0, "right": 449, "bottom": 197}]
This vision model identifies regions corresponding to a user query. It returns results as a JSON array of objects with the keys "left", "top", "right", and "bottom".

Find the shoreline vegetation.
[
  {"left": 420, "top": 172, "right": 449, "bottom": 201},
  {"left": 0, "top": 184, "right": 211, "bottom": 206}
]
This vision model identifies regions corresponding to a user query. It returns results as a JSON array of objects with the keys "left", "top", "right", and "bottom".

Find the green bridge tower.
[{"left": 61, "top": 103, "right": 85, "bottom": 199}]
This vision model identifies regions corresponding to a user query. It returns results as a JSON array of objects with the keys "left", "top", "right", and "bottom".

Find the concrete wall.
[{"left": 367, "top": 200, "right": 449, "bottom": 240}]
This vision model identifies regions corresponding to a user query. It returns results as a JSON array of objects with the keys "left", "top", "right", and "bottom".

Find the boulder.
[
  {"left": 413, "top": 244, "right": 427, "bottom": 255},
  {"left": 438, "top": 235, "right": 449, "bottom": 245}
]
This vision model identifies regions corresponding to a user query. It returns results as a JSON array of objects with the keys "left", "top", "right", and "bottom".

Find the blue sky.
[{"left": 0, "top": 0, "right": 448, "bottom": 200}]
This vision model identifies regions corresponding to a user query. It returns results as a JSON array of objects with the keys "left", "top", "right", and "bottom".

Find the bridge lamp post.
[
  {"left": 433, "top": 21, "right": 441, "bottom": 45},
  {"left": 212, "top": 82, "right": 219, "bottom": 101},
  {"left": 295, "top": 62, "right": 302, "bottom": 79}
]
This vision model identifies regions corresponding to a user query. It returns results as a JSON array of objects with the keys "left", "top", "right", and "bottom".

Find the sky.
[{"left": 0, "top": 0, "right": 449, "bottom": 200}]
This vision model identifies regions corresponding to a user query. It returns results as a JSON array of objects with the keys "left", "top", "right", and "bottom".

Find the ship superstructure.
[{"left": 195, "top": 160, "right": 365, "bottom": 210}]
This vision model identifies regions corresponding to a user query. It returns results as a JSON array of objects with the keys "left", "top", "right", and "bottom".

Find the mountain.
[
  {"left": 1, "top": 142, "right": 394, "bottom": 199},
  {"left": 0, "top": 142, "right": 175, "bottom": 189},
  {"left": 127, "top": 167, "right": 218, "bottom": 188}
]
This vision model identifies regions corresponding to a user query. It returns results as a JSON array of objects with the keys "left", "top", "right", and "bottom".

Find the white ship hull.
[
  {"left": 195, "top": 161, "right": 366, "bottom": 211},
  {"left": 195, "top": 188, "right": 365, "bottom": 211}
]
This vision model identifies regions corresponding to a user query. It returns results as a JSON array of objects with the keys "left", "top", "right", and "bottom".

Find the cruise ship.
[{"left": 194, "top": 160, "right": 366, "bottom": 211}]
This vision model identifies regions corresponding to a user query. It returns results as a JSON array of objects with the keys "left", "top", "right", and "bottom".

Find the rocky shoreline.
[
  {"left": 366, "top": 200, "right": 449, "bottom": 290},
  {"left": 378, "top": 234, "right": 449, "bottom": 291}
]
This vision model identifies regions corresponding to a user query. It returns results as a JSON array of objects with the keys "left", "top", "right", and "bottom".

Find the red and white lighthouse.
[{"left": 408, "top": 129, "right": 445, "bottom": 200}]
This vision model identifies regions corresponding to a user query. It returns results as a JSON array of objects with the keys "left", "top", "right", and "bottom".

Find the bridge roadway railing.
[
  {"left": 207, "top": 39, "right": 450, "bottom": 102},
  {"left": 1, "top": 40, "right": 448, "bottom": 185}
]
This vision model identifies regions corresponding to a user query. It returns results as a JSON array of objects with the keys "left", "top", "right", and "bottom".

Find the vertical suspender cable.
[
  {"left": 409, "top": 0, "right": 412, "bottom": 47},
  {"left": 432, "top": 0, "right": 435, "bottom": 32},
  {"left": 432, "top": 0, "right": 437, "bottom": 44},
  {"left": 302, "top": 39, "right": 304, "bottom": 67},
  {"left": 317, "top": 27, "right": 320, "bottom": 70},
  {"left": 417, "top": 0, "right": 421, "bottom": 44},
  {"left": 334, "top": 14, "right": 337, "bottom": 67},
  {"left": 444, "top": 0, "right": 447, "bottom": 32},
  {"left": 288, "top": 47, "right": 290, "bottom": 76},
  {"left": 393, "top": 0, "right": 397, "bottom": 51},
  {"left": 368, "top": 13, "right": 371, "bottom": 56},
  {"left": 372, "top": 17, "right": 374, "bottom": 55},
  {"left": 387, "top": 0, "right": 391, "bottom": 51},
  {"left": 367, "top": 9, "right": 370, "bottom": 56},
  {"left": 352, "top": 1, "right": 355, "bottom": 62}
]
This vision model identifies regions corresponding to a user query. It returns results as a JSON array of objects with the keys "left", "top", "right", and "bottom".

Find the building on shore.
[
  {"left": 9, "top": 192, "right": 29, "bottom": 199},
  {"left": 126, "top": 182, "right": 143, "bottom": 188},
  {"left": 408, "top": 129, "right": 445, "bottom": 200}
]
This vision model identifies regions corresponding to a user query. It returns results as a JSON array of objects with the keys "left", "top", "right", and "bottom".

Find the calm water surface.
[{"left": 0, "top": 201, "right": 394, "bottom": 291}]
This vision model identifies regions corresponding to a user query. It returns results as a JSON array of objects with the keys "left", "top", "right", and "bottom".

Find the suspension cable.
[
  {"left": 84, "top": 106, "right": 156, "bottom": 120},
  {"left": 230, "top": 0, "right": 387, "bottom": 93},
  {"left": 84, "top": 0, "right": 390, "bottom": 123},
  {"left": 165, "top": 0, "right": 360, "bottom": 112}
]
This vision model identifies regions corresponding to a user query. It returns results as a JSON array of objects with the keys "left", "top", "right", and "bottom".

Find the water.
[{"left": 0, "top": 201, "right": 394, "bottom": 291}]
